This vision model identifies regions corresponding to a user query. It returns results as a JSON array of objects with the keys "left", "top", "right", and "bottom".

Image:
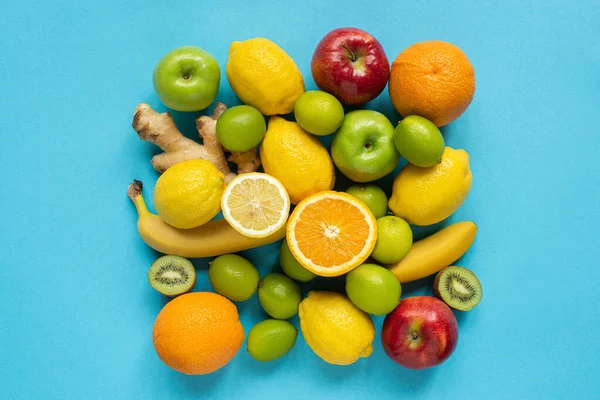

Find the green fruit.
[
  {"left": 216, "top": 105, "right": 267, "bottom": 152},
  {"left": 247, "top": 319, "right": 298, "bottom": 362},
  {"left": 345, "top": 184, "right": 388, "bottom": 219},
  {"left": 433, "top": 266, "right": 483, "bottom": 311},
  {"left": 280, "top": 240, "right": 316, "bottom": 282},
  {"left": 208, "top": 254, "right": 259, "bottom": 302},
  {"left": 371, "top": 216, "right": 413, "bottom": 264},
  {"left": 148, "top": 255, "right": 196, "bottom": 296},
  {"left": 293, "top": 90, "right": 345, "bottom": 136},
  {"left": 152, "top": 46, "right": 220, "bottom": 112},
  {"left": 258, "top": 273, "right": 302, "bottom": 319},
  {"left": 331, "top": 110, "right": 400, "bottom": 182},
  {"left": 346, "top": 263, "right": 401, "bottom": 316},
  {"left": 394, "top": 115, "right": 445, "bottom": 167}
]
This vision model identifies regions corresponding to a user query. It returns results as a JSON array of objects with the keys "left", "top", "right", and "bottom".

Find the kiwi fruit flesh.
[
  {"left": 433, "top": 266, "right": 482, "bottom": 311},
  {"left": 148, "top": 255, "right": 196, "bottom": 296}
]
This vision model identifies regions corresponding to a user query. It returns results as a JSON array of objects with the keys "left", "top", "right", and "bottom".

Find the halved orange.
[{"left": 286, "top": 191, "right": 377, "bottom": 277}]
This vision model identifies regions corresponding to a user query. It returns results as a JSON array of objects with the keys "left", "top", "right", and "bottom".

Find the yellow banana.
[
  {"left": 128, "top": 180, "right": 286, "bottom": 258},
  {"left": 386, "top": 221, "right": 477, "bottom": 283}
]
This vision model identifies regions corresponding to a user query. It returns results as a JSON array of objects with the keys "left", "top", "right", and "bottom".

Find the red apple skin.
[
  {"left": 311, "top": 27, "right": 390, "bottom": 105},
  {"left": 382, "top": 296, "right": 459, "bottom": 370}
]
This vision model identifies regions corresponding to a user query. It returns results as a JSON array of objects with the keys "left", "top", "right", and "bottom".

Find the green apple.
[
  {"left": 331, "top": 110, "right": 400, "bottom": 182},
  {"left": 152, "top": 46, "right": 220, "bottom": 112}
]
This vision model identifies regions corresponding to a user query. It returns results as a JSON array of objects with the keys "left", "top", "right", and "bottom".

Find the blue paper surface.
[{"left": 1, "top": 0, "right": 599, "bottom": 399}]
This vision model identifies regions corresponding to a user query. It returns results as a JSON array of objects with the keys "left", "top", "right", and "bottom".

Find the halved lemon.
[
  {"left": 222, "top": 173, "right": 290, "bottom": 238},
  {"left": 286, "top": 191, "right": 377, "bottom": 277}
]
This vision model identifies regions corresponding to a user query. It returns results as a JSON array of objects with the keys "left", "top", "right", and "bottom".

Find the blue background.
[{"left": 1, "top": 0, "right": 599, "bottom": 399}]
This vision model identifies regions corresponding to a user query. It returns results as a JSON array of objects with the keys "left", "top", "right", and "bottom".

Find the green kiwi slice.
[
  {"left": 433, "top": 266, "right": 482, "bottom": 311},
  {"left": 148, "top": 255, "right": 196, "bottom": 296}
]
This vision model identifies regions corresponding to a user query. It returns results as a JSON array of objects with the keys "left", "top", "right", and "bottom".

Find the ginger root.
[{"left": 132, "top": 103, "right": 261, "bottom": 181}]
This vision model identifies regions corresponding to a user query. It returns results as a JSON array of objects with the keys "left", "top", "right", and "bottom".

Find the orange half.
[{"left": 286, "top": 191, "right": 377, "bottom": 277}]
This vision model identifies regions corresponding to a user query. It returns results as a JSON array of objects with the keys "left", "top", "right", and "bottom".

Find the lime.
[
  {"left": 258, "top": 273, "right": 302, "bottom": 319},
  {"left": 208, "top": 254, "right": 259, "bottom": 302},
  {"left": 371, "top": 216, "right": 413, "bottom": 264},
  {"left": 280, "top": 240, "right": 316, "bottom": 282},
  {"left": 294, "top": 90, "right": 344, "bottom": 136},
  {"left": 346, "top": 263, "right": 401, "bottom": 315},
  {"left": 345, "top": 184, "right": 388, "bottom": 219},
  {"left": 216, "top": 105, "right": 266, "bottom": 152},
  {"left": 394, "top": 115, "right": 445, "bottom": 167},
  {"left": 247, "top": 319, "right": 298, "bottom": 362}
]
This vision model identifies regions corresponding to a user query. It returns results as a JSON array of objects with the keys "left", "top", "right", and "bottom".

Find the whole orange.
[
  {"left": 152, "top": 292, "right": 244, "bottom": 375},
  {"left": 388, "top": 41, "right": 475, "bottom": 127}
]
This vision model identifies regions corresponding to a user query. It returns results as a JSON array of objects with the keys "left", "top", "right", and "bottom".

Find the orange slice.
[{"left": 286, "top": 191, "right": 377, "bottom": 277}]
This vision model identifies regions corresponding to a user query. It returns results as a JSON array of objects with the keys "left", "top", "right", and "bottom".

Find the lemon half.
[{"left": 222, "top": 173, "right": 290, "bottom": 238}]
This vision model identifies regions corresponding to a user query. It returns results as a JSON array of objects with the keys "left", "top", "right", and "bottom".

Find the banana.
[
  {"left": 386, "top": 221, "right": 477, "bottom": 283},
  {"left": 128, "top": 180, "right": 286, "bottom": 258}
]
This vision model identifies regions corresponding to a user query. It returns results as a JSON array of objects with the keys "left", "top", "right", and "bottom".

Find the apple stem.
[
  {"left": 341, "top": 44, "right": 357, "bottom": 62},
  {"left": 411, "top": 331, "right": 419, "bottom": 341}
]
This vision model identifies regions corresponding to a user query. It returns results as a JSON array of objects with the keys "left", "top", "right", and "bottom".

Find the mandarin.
[
  {"left": 152, "top": 292, "right": 244, "bottom": 375},
  {"left": 388, "top": 41, "right": 475, "bottom": 127}
]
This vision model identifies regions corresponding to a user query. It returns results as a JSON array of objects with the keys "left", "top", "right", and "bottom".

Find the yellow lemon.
[
  {"left": 389, "top": 147, "right": 472, "bottom": 226},
  {"left": 299, "top": 291, "right": 375, "bottom": 365},
  {"left": 154, "top": 160, "right": 225, "bottom": 229},
  {"left": 226, "top": 38, "right": 305, "bottom": 115},
  {"left": 261, "top": 117, "right": 335, "bottom": 204}
]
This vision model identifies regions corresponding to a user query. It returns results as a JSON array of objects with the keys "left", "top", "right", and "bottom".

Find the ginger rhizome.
[{"left": 132, "top": 102, "right": 261, "bottom": 181}]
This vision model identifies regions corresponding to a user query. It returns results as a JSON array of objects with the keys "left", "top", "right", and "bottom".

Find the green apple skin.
[
  {"left": 331, "top": 110, "right": 400, "bottom": 182},
  {"left": 152, "top": 46, "right": 220, "bottom": 112}
]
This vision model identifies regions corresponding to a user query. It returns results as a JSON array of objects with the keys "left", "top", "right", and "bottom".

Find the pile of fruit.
[{"left": 129, "top": 27, "right": 481, "bottom": 374}]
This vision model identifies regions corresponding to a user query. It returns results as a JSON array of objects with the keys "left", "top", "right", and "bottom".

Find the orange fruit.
[
  {"left": 388, "top": 41, "right": 475, "bottom": 127},
  {"left": 286, "top": 191, "right": 377, "bottom": 277},
  {"left": 152, "top": 292, "right": 244, "bottom": 375}
]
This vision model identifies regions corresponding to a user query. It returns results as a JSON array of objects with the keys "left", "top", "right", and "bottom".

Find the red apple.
[
  {"left": 311, "top": 27, "right": 390, "bottom": 105},
  {"left": 382, "top": 296, "right": 458, "bottom": 369}
]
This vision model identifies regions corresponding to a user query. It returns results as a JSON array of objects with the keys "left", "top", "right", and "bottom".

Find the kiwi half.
[
  {"left": 148, "top": 255, "right": 196, "bottom": 296},
  {"left": 433, "top": 266, "right": 482, "bottom": 311}
]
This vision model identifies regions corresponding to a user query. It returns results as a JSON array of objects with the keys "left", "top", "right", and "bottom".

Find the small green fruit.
[
  {"left": 152, "top": 46, "right": 220, "bottom": 111},
  {"left": 280, "top": 240, "right": 316, "bottom": 282},
  {"left": 208, "top": 254, "right": 259, "bottom": 302},
  {"left": 346, "top": 184, "right": 388, "bottom": 219},
  {"left": 216, "top": 105, "right": 266, "bottom": 152},
  {"left": 394, "top": 115, "right": 445, "bottom": 167},
  {"left": 371, "top": 216, "right": 413, "bottom": 264},
  {"left": 331, "top": 110, "right": 400, "bottom": 182},
  {"left": 346, "top": 263, "right": 401, "bottom": 315},
  {"left": 294, "top": 90, "right": 345, "bottom": 136},
  {"left": 371, "top": 215, "right": 412, "bottom": 264},
  {"left": 258, "top": 273, "right": 302, "bottom": 319},
  {"left": 247, "top": 319, "right": 298, "bottom": 362}
]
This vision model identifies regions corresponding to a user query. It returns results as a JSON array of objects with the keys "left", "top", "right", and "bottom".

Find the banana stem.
[{"left": 128, "top": 180, "right": 151, "bottom": 218}]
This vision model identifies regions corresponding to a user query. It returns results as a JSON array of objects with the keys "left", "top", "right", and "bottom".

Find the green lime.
[
  {"left": 216, "top": 105, "right": 266, "bottom": 152},
  {"left": 293, "top": 90, "right": 345, "bottom": 136},
  {"left": 346, "top": 263, "right": 401, "bottom": 315},
  {"left": 280, "top": 240, "right": 316, "bottom": 282},
  {"left": 208, "top": 254, "right": 259, "bottom": 302},
  {"left": 394, "top": 115, "right": 445, "bottom": 167},
  {"left": 258, "top": 273, "right": 302, "bottom": 319},
  {"left": 247, "top": 319, "right": 298, "bottom": 362},
  {"left": 345, "top": 184, "right": 388, "bottom": 219},
  {"left": 371, "top": 216, "right": 413, "bottom": 264}
]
